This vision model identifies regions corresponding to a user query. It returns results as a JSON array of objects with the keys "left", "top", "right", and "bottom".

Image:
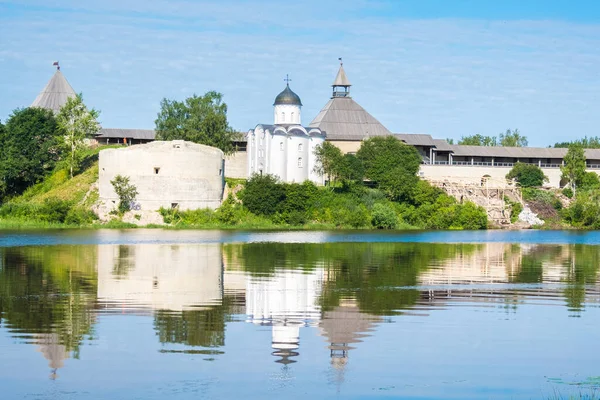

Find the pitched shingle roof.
[
  {"left": 395, "top": 133, "right": 436, "bottom": 146},
  {"left": 31, "top": 70, "right": 76, "bottom": 113},
  {"left": 309, "top": 97, "right": 391, "bottom": 140},
  {"left": 96, "top": 128, "right": 156, "bottom": 140}
]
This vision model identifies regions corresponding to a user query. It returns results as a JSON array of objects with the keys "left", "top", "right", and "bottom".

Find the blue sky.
[{"left": 1, "top": 0, "right": 600, "bottom": 146}]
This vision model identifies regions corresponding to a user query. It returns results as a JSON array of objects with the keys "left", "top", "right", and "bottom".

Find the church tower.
[{"left": 273, "top": 77, "right": 302, "bottom": 125}]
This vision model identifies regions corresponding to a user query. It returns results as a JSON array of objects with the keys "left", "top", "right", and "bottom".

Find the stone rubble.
[{"left": 518, "top": 205, "right": 545, "bottom": 226}]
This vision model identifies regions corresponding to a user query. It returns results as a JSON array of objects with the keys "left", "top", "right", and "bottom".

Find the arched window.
[
  {"left": 291, "top": 112, "right": 295, "bottom": 121},
  {"left": 298, "top": 157, "right": 303, "bottom": 168},
  {"left": 280, "top": 142, "right": 284, "bottom": 151},
  {"left": 298, "top": 143, "right": 303, "bottom": 152},
  {"left": 281, "top": 112, "right": 285, "bottom": 122}
]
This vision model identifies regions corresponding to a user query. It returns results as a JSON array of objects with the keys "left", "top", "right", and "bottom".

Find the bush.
[
  {"left": 65, "top": 207, "right": 98, "bottom": 225},
  {"left": 453, "top": 202, "right": 488, "bottom": 229},
  {"left": 562, "top": 187, "right": 574, "bottom": 199},
  {"left": 506, "top": 162, "right": 547, "bottom": 187},
  {"left": 580, "top": 172, "right": 600, "bottom": 189},
  {"left": 215, "top": 194, "right": 244, "bottom": 224},
  {"left": 371, "top": 203, "right": 398, "bottom": 229},
  {"left": 238, "top": 174, "right": 285, "bottom": 216}
]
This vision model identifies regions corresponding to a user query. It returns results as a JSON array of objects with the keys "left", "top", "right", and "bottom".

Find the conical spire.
[
  {"left": 31, "top": 67, "right": 77, "bottom": 113},
  {"left": 332, "top": 58, "right": 351, "bottom": 98}
]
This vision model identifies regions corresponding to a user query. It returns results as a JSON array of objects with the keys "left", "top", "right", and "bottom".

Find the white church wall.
[
  {"left": 269, "top": 132, "right": 287, "bottom": 181},
  {"left": 99, "top": 141, "right": 224, "bottom": 211},
  {"left": 286, "top": 134, "right": 307, "bottom": 183}
]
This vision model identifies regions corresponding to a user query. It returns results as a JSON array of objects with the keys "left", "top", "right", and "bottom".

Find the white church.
[{"left": 246, "top": 78, "right": 326, "bottom": 184}]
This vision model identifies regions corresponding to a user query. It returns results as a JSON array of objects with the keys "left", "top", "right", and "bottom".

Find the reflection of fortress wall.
[
  {"left": 418, "top": 243, "right": 517, "bottom": 285},
  {"left": 97, "top": 244, "right": 223, "bottom": 311}
]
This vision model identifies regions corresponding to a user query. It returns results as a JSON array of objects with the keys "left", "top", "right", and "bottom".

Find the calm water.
[{"left": 1, "top": 230, "right": 600, "bottom": 399}]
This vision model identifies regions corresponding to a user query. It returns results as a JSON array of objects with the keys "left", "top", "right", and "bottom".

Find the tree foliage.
[
  {"left": 357, "top": 136, "right": 421, "bottom": 202},
  {"left": 498, "top": 129, "right": 528, "bottom": 147},
  {"left": 0, "top": 108, "right": 61, "bottom": 200},
  {"left": 458, "top": 134, "right": 497, "bottom": 146},
  {"left": 313, "top": 141, "right": 344, "bottom": 185},
  {"left": 554, "top": 136, "right": 600, "bottom": 149},
  {"left": 458, "top": 129, "right": 527, "bottom": 147},
  {"left": 506, "top": 162, "right": 547, "bottom": 187},
  {"left": 56, "top": 93, "right": 101, "bottom": 178},
  {"left": 155, "top": 91, "right": 237, "bottom": 154},
  {"left": 110, "top": 175, "right": 138, "bottom": 214},
  {"left": 561, "top": 143, "right": 586, "bottom": 196}
]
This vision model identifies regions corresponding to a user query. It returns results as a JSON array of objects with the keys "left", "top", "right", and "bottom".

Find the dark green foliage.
[
  {"left": 506, "top": 162, "right": 547, "bottom": 187},
  {"left": 562, "top": 187, "right": 573, "bottom": 199},
  {"left": 110, "top": 175, "right": 138, "bottom": 214},
  {"left": 155, "top": 91, "right": 237, "bottom": 154},
  {"left": 238, "top": 174, "right": 285, "bottom": 216},
  {"left": 458, "top": 134, "right": 497, "bottom": 146},
  {"left": 357, "top": 136, "right": 421, "bottom": 182},
  {"left": 338, "top": 153, "right": 365, "bottom": 183},
  {"left": 371, "top": 203, "right": 398, "bottom": 229},
  {"left": 580, "top": 172, "right": 600, "bottom": 189},
  {"left": 0, "top": 108, "right": 61, "bottom": 199},
  {"left": 504, "top": 196, "right": 523, "bottom": 223},
  {"left": 562, "top": 191, "right": 600, "bottom": 228}
]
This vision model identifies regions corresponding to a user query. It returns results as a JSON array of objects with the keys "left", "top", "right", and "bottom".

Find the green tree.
[
  {"left": 561, "top": 143, "right": 586, "bottom": 196},
  {"left": 357, "top": 136, "right": 421, "bottom": 202},
  {"left": 506, "top": 162, "right": 547, "bottom": 187},
  {"left": 110, "top": 175, "right": 138, "bottom": 214},
  {"left": 56, "top": 93, "right": 101, "bottom": 178},
  {"left": 313, "top": 141, "right": 344, "bottom": 186},
  {"left": 499, "top": 129, "right": 527, "bottom": 147},
  {"left": 458, "top": 134, "right": 497, "bottom": 146},
  {"left": 0, "top": 108, "right": 61, "bottom": 199},
  {"left": 155, "top": 91, "right": 236, "bottom": 154},
  {"left": 338, "top": 153, "right": 365, "bottom": 184},
  {"left": 554, "top": 136, "right": 600, "bottom": 149}
]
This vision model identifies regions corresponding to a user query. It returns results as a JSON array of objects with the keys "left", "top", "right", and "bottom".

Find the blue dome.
[{"left": 274, "top": 84, "right": 302, "bottom": 106}]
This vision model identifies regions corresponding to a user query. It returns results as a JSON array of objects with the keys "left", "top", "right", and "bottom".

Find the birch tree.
[{"left": 56, "top": 94, "right": 101, "bottom": 178}]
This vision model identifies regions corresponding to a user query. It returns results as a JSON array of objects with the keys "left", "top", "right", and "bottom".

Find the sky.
[{"left": 1, "top": 0, "right": 600, "bottom": 147}]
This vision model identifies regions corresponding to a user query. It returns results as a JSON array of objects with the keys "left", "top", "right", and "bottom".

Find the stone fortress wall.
[{"left": 99, "top": 140, "right": 225, "bottom": 211}]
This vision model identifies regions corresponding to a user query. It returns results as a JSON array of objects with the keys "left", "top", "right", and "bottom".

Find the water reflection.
[{"left": 1, "top": 240, "right": 600, "bottom": 387}]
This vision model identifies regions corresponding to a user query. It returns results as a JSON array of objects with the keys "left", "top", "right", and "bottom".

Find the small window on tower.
[
  {"left": 291, "top": 112, "right": 294, "bottom": 121},
  {"left": 298, "top": 143, "right": 303, "bottom": 152},
  {"left": 154, "top": 167, "right": 160, "bottom": 174},
  {"left": 298, "top": 157, "right": 303, "bottom": 168},
  {"left": 281, "top": 112, "right": 285, "bottom": 122}
]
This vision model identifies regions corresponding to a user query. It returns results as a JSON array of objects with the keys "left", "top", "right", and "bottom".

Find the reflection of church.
[{"left": 245, "top": 268, "right": 324, "bottom": 364}]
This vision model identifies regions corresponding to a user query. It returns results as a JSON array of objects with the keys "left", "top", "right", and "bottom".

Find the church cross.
[{"left": 284, "top": 74, "right": 292, "bottom": 84}]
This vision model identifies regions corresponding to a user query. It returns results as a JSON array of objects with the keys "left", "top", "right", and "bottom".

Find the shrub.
[
  {"left": 506, "top": 162, "right": 547, "bottom": 187},
  {"left": 216, "top": 194, "right": 244, "bottom": 225},
  {"left": 238, "top": 174, "right": 284, "bottom": 216},
  {"left": 580, "top": 172, "right": 600, "bottom": 189},
  {"left": 65, "top": 207, "right": 98, "bottom": 225},
  {"left": 110, "top": 175, "right": 138, "bottom": 214},
  {"left": 371, "top": 203, "right": 398, "bottom": 229},
  {"left": 562, "top": 187, "right": 573, "bottom": 199},
  {"left": 453, "top": 202, "right": 488, "bottom": 229}
]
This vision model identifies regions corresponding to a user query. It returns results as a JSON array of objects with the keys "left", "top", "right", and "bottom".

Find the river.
[{"left": 1, "top": 229, "right": 599, "bottom": 399}]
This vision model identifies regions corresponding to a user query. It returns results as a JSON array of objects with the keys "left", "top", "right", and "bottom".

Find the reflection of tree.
[
  {"left": 228, "top": 242, "right": 478, "bottom": 315},
  {"left": 0, "top": 246, "right": 97, "bottom": 373},
  {"left": 112, "top": 245, "right": 135, "bottom": 278},
  {"left": 153, "top": 296, "right": 233, "bottom": 348},
  {"left": 563, "top": 245, "right": 600, "bottom": 312}
]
